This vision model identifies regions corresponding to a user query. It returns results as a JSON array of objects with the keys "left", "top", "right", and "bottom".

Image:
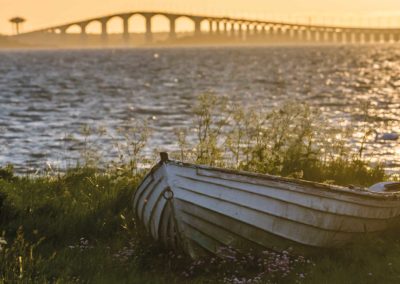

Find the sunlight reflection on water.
[{"left": 0, "top": 46, "right": 399, "bottom": 173}]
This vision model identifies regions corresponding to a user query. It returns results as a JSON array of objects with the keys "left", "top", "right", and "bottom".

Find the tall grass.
[
  {"left": 0, "top": 94, "right": 395, "bottom": 283},
  {"left": 175, "top": 93, "right": 386, "bottom": 187}
]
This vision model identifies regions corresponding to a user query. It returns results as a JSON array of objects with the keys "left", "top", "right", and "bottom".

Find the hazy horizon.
[{"left": 1, "top": 0, "right": 400, "bottom": 35}]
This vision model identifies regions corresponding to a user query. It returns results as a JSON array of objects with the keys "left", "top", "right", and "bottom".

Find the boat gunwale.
[
  {"left": 166, "top": 160, "right": 400, "bottom": 200},
  {"left": 178, "top": 170, "right": 400, "bottom": 209}
]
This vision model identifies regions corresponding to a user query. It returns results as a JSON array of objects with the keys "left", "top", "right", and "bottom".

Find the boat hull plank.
[
  {"left": 174, "top": 187, "right": 355, "bottom": 247},
  {"left": 177, "top": 199, "right": 310, "bottom": 253},
  {"left": 174, "top": 177, "right": 389, "bottom": 233}
]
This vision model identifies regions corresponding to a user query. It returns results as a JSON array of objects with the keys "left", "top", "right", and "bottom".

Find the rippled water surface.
[{"left": 0, "top": 46, "right": 399, "bottom": 173}]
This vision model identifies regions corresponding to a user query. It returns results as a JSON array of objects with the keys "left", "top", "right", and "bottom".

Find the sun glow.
[{"left": 1, "top": 0, "right": 400, "bottom": 34}]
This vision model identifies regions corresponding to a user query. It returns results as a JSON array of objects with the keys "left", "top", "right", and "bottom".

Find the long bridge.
[{"left": 16, "top": 11, "right": 400, "bottom": 45}]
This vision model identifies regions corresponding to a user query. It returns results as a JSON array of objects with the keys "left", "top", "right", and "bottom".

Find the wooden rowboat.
[{"left": 133, "top": 153, "right": 400, "bottom": 258}]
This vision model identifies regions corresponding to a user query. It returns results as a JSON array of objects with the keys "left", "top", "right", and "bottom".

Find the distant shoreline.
[
  {"left": 2, "top": 32, "right": 392, "bottom": 50},
  {"left": 0, "top": 40, "right": 382, "bottom": 51}
]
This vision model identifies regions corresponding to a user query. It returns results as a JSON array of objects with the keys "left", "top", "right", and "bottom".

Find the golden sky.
[{"left": 1, "top": 0, "right": 400, "bottom": 34}]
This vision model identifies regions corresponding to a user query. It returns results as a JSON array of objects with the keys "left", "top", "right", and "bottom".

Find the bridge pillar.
[
  {"left": 290, "top": 27, "right": 297, "bottom": 41},
  {"left": 210, "top": 21, "right": 215, "bottom": 34},
  {"left": 168, "top": 17, "right": 177, "bottom": 40},
  {"left": 329, "top": 30, "right": 336, "bottom": 43},
  {"left": 383, "top": 32, "right": 391, "bottom": 43},
  {"left": 275, "top": 26, "right": 282, "bottom": 39},
  {"left": 310, "top": 29, "right": 316, "bottom": 42},
  {"left": 208, "top": 20, "right": 213, "bottom": 35},
  {"left": 325, "top": 30, "right": 333, "bottom": 43},
  {"left": 216, "top": 21, "right": 221, "bottom": 35},
  {"left": 246, "top": 24, "right": 252, "bottom": 39},
  {"left": 363, "top": 32, "right": 370, "bottom": 44},
  {"left": 389, "top": 33, "right": 395, "bottom": 43},
  {"left": 307, "top": 29, "right": 313, "bottom": 42},
  {"left": 373, "top": 32, "right": 381, "bottom": 43},
  {"left": 122, "top": 16, "right": 130, "bottom": 43},
  {"left": 79, "top": 23, "right": 87, "bottom": 36},
  {"left": 268, "top": 25, "right": 275, "bottom": 40},
  {"left": 340, "top": 31, "right": 347, "bottom": 44},
  {"left": 319, "top": 29, "right": 325, "bottom": 42},
  {"left": 375, "top": 33, "right": 381, "bottom": 43},
  {"left": 343, "top": 31, "right": 351, "bottom": 44},
  {"left": 58, "top": 27, "right": 68, "bottom": 44},
  {"left": 351, "top": 32, "right": 356, "bottom": 44},
  {"left": 145, "top": 15, "right": 153, "bottom": 43},
  {"left": 320, "top": 30, "right": 327, "bottom": 42},
  {"left": 101, "top": 19, "right": 108, "bottom": 39},
  {"left": 79, "top": 23, "right": 88, "bottom": 44},
  {"left": 301, "top": 29, "right": 308, "bottom": 42},
  {"left": 358, "top": 33, "right": 364, "bottom": 44},
  {"left": 290, "top": 27, "right": 296, "bottom": 41},
  {"left": 223, "top": 22, "right": 228, "bottom": 35},
  {"left": 252, "top": 24, "right": 258, "bottom": 39},
  {"left": 331, "top": 31, "right": 337, "bottom": 43},
  {"left": 368, "top": 31, "right": 377, "bottom": 43},
  {"left": 260, "top": 25, "right": 266, "bottom": 36},
  {"left": 261, "top": 25, "right": 267, "bottom": 36},
  {"left": 287, "top": 27, "right": 294, "bottom": 40},
  {"left": 316, "top": 29, "right": 322, "bottom": 42},
  {"left": 238, "top": 23, "right": 244, "bottom": 40},
  {"left": 194, "top": 18, "right": 202, "bottom": 36},
  {"left": 365, "top": 32, "right": 371, "bottom": 44},
  {"left": 60, "top": 27, "right": 68, "bottom": 35},
  {"left": 257, "top": 25, "right": 263, "bottom": 40},
  {"left": 281, "top": 26, "right": 288, "bottom": 40},
  {"left": 394, "top": 33, "right": 400, "bottom": 43},
  {"left": 301, "top": 28, "right": 307, "bottom": 42},
  {"left": 299, "top": 28, "right": 306, "bottom": 41},
  {"left": 228, "top": 22, "right": 235, "bottom": 37},
  {"left": 354, "top": 32, "right": 362, "bottom": 44}
]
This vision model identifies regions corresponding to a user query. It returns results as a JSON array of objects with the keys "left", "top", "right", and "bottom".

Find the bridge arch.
[
  {"left": 149, "top": 14, "right": 171, "bottom": 41},
  {"left": 200, "top": 19, "right": 211, "bottom": 33},
  {"left": 52, "top": 28, "right": 63, "bottom": 34},
  {"left": 64, "top": 24, "right": 82, "bottom": 34},
  {"left": 128, "top": 14, "right": 147, "bottom": 34},
  {"left": 151, "top": 14, "right": 170, "bottom": 33},
  {"left": 106, "top": 16, "right": 124, "bottom": 34},
  {"left": 175, "top": 15, "right": 196, "bottom": 36},
  {"left": 85, "top": 19, "right": 103, "bottom": 34}
]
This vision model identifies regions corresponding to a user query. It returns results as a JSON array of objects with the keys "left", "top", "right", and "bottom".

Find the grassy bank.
[
  {"left": 1, "top": 95, "right": 399, "bottom": 283},
  {"left": 0, "top": 166, "right": 311, "bottom": 283},
  {"left": 1, "top": 166, "right": 400, "bottom": 283}
]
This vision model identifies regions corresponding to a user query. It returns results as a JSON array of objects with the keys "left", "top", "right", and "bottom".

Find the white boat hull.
[{"left": 133, "top": 156, "right": 400, "bottom": 257}]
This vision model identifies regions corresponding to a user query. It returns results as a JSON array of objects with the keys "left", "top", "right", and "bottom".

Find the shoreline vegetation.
[{"left": 1, "top": 94, "right": 399, "bottom": 283}]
